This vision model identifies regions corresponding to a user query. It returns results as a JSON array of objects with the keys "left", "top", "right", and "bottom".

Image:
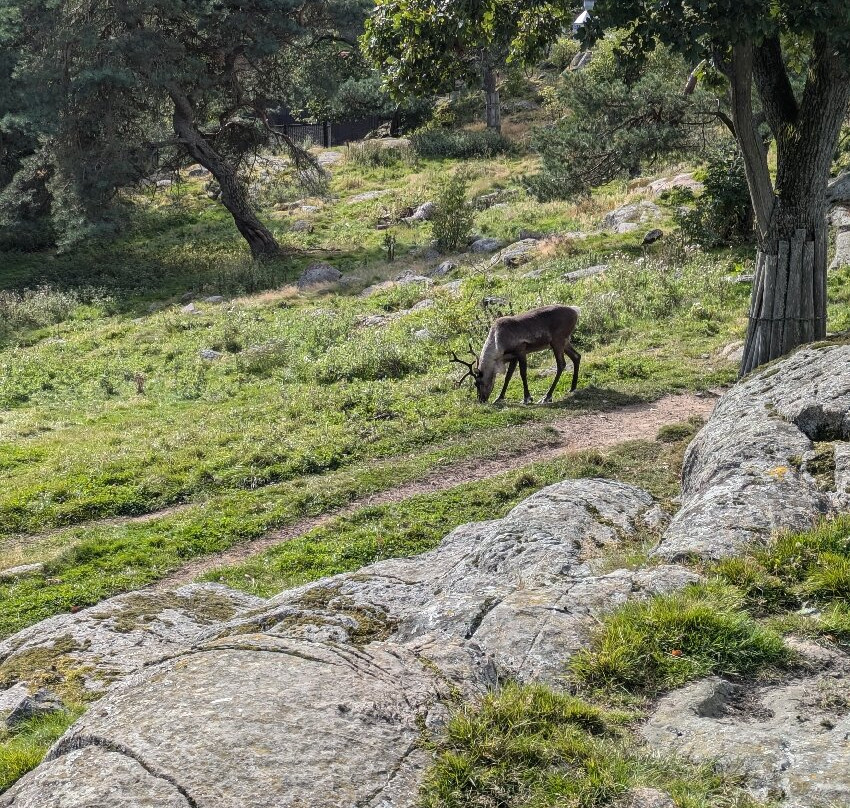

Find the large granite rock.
[
  {"left": 654, "top": 345, "right": 850, "bottom": 561},
  {"left": 0, "top": 584, "right": 262, "bottom": 703},
  {"left": 3, "top": 480, "right": 693, "bottom": 807}
]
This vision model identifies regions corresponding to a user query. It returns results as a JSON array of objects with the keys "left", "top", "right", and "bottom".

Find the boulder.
[
  {"left": 642, "top": 648, "right": 850, "bottom": 807},
  {"left": 831, "top": 227, "right": 850, "bottom": 270},
  {"left": 648, "top": 173, "right": 703, "bottom": 196},
  {"left": 604, "top": 201, "right": 662, "bottom": 234},
  {"left": 0, "top": 683, "right": 62, "bottom": 728},
  {"left": 0, "top": 563, "right": 44, "bottom": 583},
  {"left": 186, "top": 165, "right": 210, "bottom": 178},
  {"left": 395, "top": 272, "right": 433, "bottom": 287},
  {"left": 429, "top": 260, "right": 457, "bottom": 277},
  {"left": 469, "top": 237, "right": 506, "bottom": 253},
  {"left": 408, "top": 201, "right": 435, "bottom": 222},
  {"left": 491, "top": 239, "right": 540, "bottom": 267},
  {"left": 348, "top": 189, "right": 391, "bottom": 204},
  {"left": 564, "top": 264, "right": 609, "bottom": 282},
  {"left": 655, "top": 345, "right": 850, "bottom": 561},
  {"left": 297, "top": 262, "right": 342, "bottom": 289},
  {"left": 642, "top": 228, "right": 663, "bottom": 245},
  {"left": 719, "top": 341, "right": 745, "bottom": 363},
  {"left": 0, "top": 585, "right": 262, "bottom": 705},
  {"left": 290, "top": 219, "right": 313, "bottom": 233},
  {"left": 180, "top": 303, "right": 200, "bottom": 315},
  {"left": 202, "top": 295, "right": 225, "bottom": 304}
]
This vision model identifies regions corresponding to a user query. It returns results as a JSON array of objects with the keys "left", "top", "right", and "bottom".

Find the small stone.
[
  {"left": 297, "top": 262, "right": 342, "bottom": 290},
  {"left": 156, "top": 179, "right": 173, "bottom": 189},
  {"left": 642, "top": 228, "right": 664, "bottom": 245},
  {"left": 720, "top": 341, "right": 745, "bottom": 363},
  {"left": 620, "top": 787, "right": 675, "bottom": 808},
  {"left": 564, "top": 264, "right": 609, "bottom": 282},
  {"left": 181, "top": 303, "right": 200, "bottom": 315},
  {"left": 469, "top": 237, "right": 506, "bottom": 254},
  {"left": 202, "top": 296, "right": 225, "bottom": 304},
  {"left": 0, "top": 563, "right": 45, "bottom": 582},
  {"left": 199, "top": 349, "right": 223, "bottom": 361},
  {"left": 291, "top": 220, "right": 313, "bottom": 233},
  {"left": 300, "top": 205, "right": 320, "bottom": 214},
  {"left": 395, "top": 272, "right": 433, "bottom": 287},
  {"left": 493, "top": 239, "right": 540, "bottom": 267},
  {"left": 604, "top": 201, "right": 661, "bottom": 232},
  {"left": 413, "top": 328, "right": 432, "bottom": 341},
  {"left": 186, "top": 165, "right": 210, "bottom": 178}
]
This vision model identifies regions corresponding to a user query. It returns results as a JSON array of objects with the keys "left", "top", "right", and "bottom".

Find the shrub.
[
  {"left": 410, "top": 129, "right": 515, "bottom": 160},
  {"left": 431, "top": 171, "right": 474, "bottom": 254},
  {"left": 668, "top": 144, "right": 754, "bottom": 248},
  {"left": 570, "top": 582, "right": 789, "bottom": 694}
]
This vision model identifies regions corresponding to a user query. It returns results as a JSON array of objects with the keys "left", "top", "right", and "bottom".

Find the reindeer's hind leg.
[
  {"left": 518, "top": 356, "right": 533, "bottom": 404},
  {"left": 540, "top": 345, "right": 566, "bottom": 404},
  {"left": 566, "top": 342, "right": 581, "bottom": 392},
  {"left": 495, "top": 359, "right": 517, "bottom": 403}
]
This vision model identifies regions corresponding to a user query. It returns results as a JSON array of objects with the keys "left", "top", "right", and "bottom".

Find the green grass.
[
  {"left": 0, "top": 709, "right": 83, "bottom": 793},
  {"left": 206, "top": 435, "right": 692, "bottom": 597},
  {"left": 570, "top": 582, "right": 789, "bottom": 695},
  {"left": 420, "top": 682, "right": 768, "bottom": 808}
]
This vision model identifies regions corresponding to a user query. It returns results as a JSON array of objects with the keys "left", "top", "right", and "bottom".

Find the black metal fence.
[{"left": 270, "top": 115, "right": 387, "bottom": 148}]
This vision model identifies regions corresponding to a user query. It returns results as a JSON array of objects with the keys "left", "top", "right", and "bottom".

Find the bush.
[
  {"left": 668, "top": 144, "right": 754, "bottom": 248},
  {"left": 410, "top": 129, "right": 515, "bottom": 160},
  {"left": 431, "top": 171, "right": 474, "bottom": 254}
]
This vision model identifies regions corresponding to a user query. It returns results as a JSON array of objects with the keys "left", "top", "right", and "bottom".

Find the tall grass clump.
[
  {"left": 0, "top": 287, "right": 82, "bottom": 336},
  {"left": 570, "top": 582, "right": 789, "bottom": 695},
  {"left": 0, "top": 709, "right": 83, "bottom": 793},
  {"left": 346, "top": 140, "right": 416, "bottom": 169},
  {"left": 411, "top": 129, "right": 515, "bottom": 159}
]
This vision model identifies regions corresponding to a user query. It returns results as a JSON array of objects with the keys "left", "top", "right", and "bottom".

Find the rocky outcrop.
[
  {"left": 655, "top": 344, "right": 850, "bottom": 561},
  {"left": 2, "top": 480, "right": 693, "bottom": 806},
  {"left": 603, "top": 201, "right": 661, "bottom": 234},
  {"left": 297, "top": 262, "right": 342, "bottom": 289}
]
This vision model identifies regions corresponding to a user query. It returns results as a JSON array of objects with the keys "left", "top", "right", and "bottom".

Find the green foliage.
[
  {"left": 525, "top": 37, "right": 721, "bottom": 200},
  {"left": 410, "top": 129, "right": 516, "bottom": 160},
  {"left": 571, "top": 583, "right": 789, "bottom": 694},
  {"left": 362, "top": 0, "right": 564, "bottom": 102},
  {"left": 0, "top": 708, "right": 83, "bottom": 793},
  {"left": 432, "top": 171, "right": 475, "bottom": 253},
  {"left": 668, "top": 145, "right": 754, "bottom": 248},
  {"left": 420, "top": 682, "right": 768, "bottom": 808}
]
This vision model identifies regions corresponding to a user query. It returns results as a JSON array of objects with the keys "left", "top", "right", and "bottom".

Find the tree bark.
[
  {"left": 168, "top": 87, "right": 282, "bottom": 260},
  {"left": 734, "top": 38, "right": 850, "bottom": 375},
  {"left": 483, "top": 65, "right": 502, "bottom": 133}
]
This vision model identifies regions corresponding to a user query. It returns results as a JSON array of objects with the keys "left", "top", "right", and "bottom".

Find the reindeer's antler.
[{"left": 450, "top": 347, "right": 479, "bottom": 386}]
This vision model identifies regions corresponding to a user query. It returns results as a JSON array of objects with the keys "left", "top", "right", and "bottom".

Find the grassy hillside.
[{"left": 3, "top": 129, "right": 850, "bottom": 639}]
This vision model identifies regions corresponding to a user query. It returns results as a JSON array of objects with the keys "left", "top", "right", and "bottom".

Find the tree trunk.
[
  {"left": 168, "top": 87, "right": 282, "bottom": 260},
  {"left": 732, "top": 38, "right": 850, "bottom": 375},
  {"left": 740, "top": 222, "right": 827, "bottom": 375},
  {"left": 483, "top": 65, "right": 501, "bottom": 133}
]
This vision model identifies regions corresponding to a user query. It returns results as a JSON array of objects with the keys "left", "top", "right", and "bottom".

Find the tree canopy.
[
  {"left": 362, "top": 0, "right": 565, "bottom": 130},
  {"left": 0, "top": 0, "right": 368, "bottom": 256}
]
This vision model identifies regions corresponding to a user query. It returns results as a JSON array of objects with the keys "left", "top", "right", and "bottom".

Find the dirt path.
[{"left": 153, "top": 392, "right": 717, "bottom": 589}]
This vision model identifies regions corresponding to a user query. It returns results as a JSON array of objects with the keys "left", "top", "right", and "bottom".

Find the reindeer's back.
[{"left": 495, "top": 305, "right": 579, "bottom": 345}]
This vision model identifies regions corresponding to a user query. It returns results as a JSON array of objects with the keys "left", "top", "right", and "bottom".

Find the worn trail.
[{"left": 153, "top": 392, "right": 716, "bottom": 589}]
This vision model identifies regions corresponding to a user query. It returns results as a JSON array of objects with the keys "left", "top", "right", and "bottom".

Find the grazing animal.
[{"left": 452, "top": 304, "right": 581, "bottom": 404}]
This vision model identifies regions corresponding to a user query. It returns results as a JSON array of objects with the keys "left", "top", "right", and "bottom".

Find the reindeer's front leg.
[
  {"left": 518, "top": 357, "right": 533, "bottom": 404},
  {"left": 495, "top": 359, "right": 517, "bottom": 403}
]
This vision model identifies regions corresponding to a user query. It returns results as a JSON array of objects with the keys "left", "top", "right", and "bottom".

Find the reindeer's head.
[{"left": 451, "top": 346, "right": 493, "bottom": 403}]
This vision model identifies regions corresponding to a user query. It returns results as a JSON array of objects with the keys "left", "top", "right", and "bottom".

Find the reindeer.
[{"left": 452, "top": 305, "right": 581, "bottom": 404}]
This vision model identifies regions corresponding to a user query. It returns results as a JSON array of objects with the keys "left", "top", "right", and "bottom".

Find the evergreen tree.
[{"left": 0, "top": 0, "right": 366, "bottom": 258}]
